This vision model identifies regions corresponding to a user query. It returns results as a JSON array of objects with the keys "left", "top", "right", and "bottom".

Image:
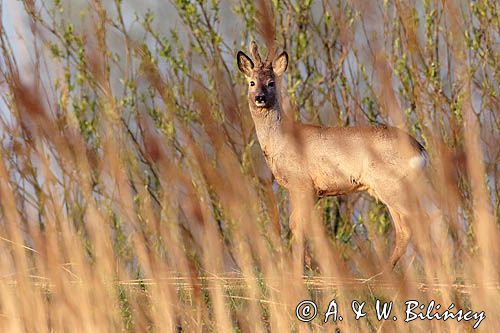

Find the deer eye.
[
  {"left": 268, "top": 81, "right": 275, "bottom": 87},
  {"left": 250, "top": 81, "right": 255, "bottom": 86}
]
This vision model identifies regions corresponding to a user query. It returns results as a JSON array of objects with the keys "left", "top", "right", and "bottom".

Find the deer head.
[{"left": 237, "top": 41, "right": 288, "bottom": 109}]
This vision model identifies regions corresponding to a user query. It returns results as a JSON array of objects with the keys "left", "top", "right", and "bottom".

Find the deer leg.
[
  {"left": 289, "top": 188, "right": 315, "bottom": 276},
  {"left": 388, "top": 210, "right": 412, "bottom": 270},
  {"left": 365, "top": 209, "right": 410, "bottom": 281}
]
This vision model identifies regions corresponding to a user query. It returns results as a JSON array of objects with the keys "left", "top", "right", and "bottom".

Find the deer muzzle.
[{"left": 255, "top": 94, "right": 266, "bottom": 106}]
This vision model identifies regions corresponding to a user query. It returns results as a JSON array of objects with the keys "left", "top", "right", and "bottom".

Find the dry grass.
[{"left": 0, "top": 0, "right": 498, "bottom": 332}]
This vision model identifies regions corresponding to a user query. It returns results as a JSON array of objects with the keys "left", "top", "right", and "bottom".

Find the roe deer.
[{"left": 237, "top": 41, "right": 431, "bottom": 272}]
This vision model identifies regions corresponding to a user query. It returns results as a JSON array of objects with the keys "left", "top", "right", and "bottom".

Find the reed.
[{"left": 0, "top": 0, "right": 497, "bottom": 331}]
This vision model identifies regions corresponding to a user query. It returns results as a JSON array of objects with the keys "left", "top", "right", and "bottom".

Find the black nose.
[{"left": 255, "top": 95, "right": 265, "bottom": 103}]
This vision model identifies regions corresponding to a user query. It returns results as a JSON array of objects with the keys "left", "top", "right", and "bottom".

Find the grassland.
[{"left": 0, "top": 0, "right": 498, "bottom": 331}]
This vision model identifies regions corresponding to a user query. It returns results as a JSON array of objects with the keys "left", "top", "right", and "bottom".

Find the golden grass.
[{"left": 0, "top": 0, "right": 498, "bottom": 332}]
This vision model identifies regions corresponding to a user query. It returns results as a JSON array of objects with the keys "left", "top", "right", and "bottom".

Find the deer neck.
[{"left": 249, "top": 103, "right": 284, "bottom": 155}]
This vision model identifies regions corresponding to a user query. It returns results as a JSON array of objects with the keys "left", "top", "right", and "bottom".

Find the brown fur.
[{"left": 237, "top": 42, "right": 428, "bottom": 271}]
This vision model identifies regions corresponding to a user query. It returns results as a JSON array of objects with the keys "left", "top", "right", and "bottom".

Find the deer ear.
[
  {"left": 272, "top": 51, "right": 288, "bottom": 76},
  {"left": 237, "top": 51, "right": 254, "bottom": 77}
]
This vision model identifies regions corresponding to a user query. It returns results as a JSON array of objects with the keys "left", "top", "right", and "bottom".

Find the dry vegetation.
[{"left": 0, "top": 0, "right": 498, "bottom": 332}]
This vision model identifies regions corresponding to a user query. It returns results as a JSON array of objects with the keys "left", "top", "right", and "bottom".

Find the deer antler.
[
  {"left": 250, "top": 41, "right": 262, "bottom": 66},
  {"left": 264, "top": 43, "right": 276, "bottom": 65}
]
